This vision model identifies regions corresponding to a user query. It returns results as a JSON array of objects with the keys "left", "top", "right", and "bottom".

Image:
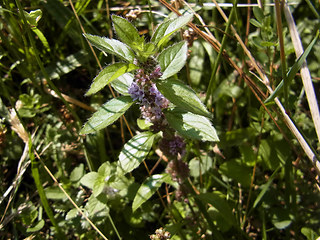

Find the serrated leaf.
[
  {"left": 83, "top": 33, "right": 135, "bottom": 62},
  {"left": 86, "top": 63, "right": 138, "bottom": 96},
  {"left": 165, "top": 108, "right": 219, "bottom": 142},
  {"left": 157, "top": 78, "right": 211, "bottom": 118},
  {"left": 151, "top": 14, "right": 193, "bottom": 47},
  {"left": 117, "top": 131, "right": 155, "bottom": 174},
  {"left": 80, "top": 172, "right": 99, "bottom": 189},
  {"left": 112, "top": 15, "right": 144, "bottom": 51},
  {"left": 132, "top": 174, "right": 170, "bottom": 212},
  {"left": 111, "top": 73, "right": 134, "bottom": 95},
  {"left": 80, "top": 96, "right": 133, "bottom": 134},
  {"left": 158, "top": 41, "right": 188, "bottom": 79}
]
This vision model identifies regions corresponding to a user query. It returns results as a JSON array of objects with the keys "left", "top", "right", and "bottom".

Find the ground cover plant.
[{"left": 1, "top": 0, "right": 320, "bottom": 239}]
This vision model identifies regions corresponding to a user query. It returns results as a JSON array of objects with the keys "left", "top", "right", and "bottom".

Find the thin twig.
[
  {"left": 283, "top": 3, "right": 320, "bottom": 144},
  {"left": 34, "top": 150, "right": 109, "bottom": 240}
]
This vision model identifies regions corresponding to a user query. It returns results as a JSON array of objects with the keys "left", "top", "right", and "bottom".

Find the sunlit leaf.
[
  {"left": 132, "top": 173, "right": 170, "bottom": 212},
  {"left": 158, "top": 41, "right": 188, "bottom": 79},
  {"left": 86, "top": 63, "right": 138, "bottom": 96},
  {"left": 165, "top": 108, "right": 219, "bottom": 142},
  {"left": 112, "top": 15, "right": 144, "bottom": 51},
  {"left": 117, "top": 131, "right": 155, "bottom": 174},
  {"left": 83, "top": 33, "right": 135, "bottom": 62},
  {"left": 157, "top": 78, "right": 211, "bottom": 118},
  {"left": 151, "top": 14, "right": 193, "bottom": 47},
  {"left": 111, "top": 73, "right": 134, "bottom": 95},
  {"left": 80, "top": 96, "right": 133, "bottom": 134}
]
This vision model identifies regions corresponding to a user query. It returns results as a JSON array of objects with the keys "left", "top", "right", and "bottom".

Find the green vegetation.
[{"left": 1, "top": 0, "right": 320, "bottom": 239}]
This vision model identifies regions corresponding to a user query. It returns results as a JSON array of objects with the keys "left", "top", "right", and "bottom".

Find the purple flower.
[
  {"left": 149, "top": 83, "right": 169, "bottom": 108},
  {"left": 128, "top": 82, "right": 144, "bottom": 101},
  {"left": 169, "top": 136, "right": 186, "bottom": 156},
  {"left": 149, "top": 66, "right": 163, "bottom": 79}
]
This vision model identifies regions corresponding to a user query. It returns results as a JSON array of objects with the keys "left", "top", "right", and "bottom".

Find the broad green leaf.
[
  {"left": 253, "top": 7, "right": 264, "bottom": 23},
  {"left": 85, "top": 195, "right": 109, "bottom": 217},
  {"left": 151, "top": 14, "right": 193, "bottom": 47},
  {"left": 270, "top": 208, "right": 293, "bottom": 229},
  {"left": 158, "top": 41, "right": 188, "bottom": 79},
  {"left": 301, "top": 227, "right": 319, "bottom": 240},
  {"left": 44, "top": 186, "right": 66, "bottom": 200},
  {"left": 112, "top": 15, "right": 144, "bottom": 51},
  {"left": 157, "top": 78, "right": 211, "bottom": 118},
  {"left": 66, "top": 208, "right": 79, "bottom": 220},
  {"left": 132, "top": 174, "right": 170, "bottom": 212},
  {"left": 86, "top": 63, "right": 138, "bottom": 96},
  {"left": 189, "top": 41, "right": 205, "bottom": 86},
  {"left": 83, "top": 33, "right": 135, "bottom": 62},
  {"left": 117, "top": 131, "right": 155, "bottom": 174},
  {"left": 70, "top": 163, "right": 85, "bottom": 182},
  {"left": 80, "top": 96, "right": 133, "bottom": 134},
  {"left": 164, "top": 108, "right": 219, "bottom": 142},
  {"left": 219, "top": 159, "right": 252, "bottom": 187},
  {"left": 197, "top": 192, "right": 237, "bottom": 227},
  {"left": 80, "top": 172, "right": 99, "bottom": 189},
  {"left": 189, "top": 155, "right": 213, "bottom": 178},
  {"left": 111, "top": 73, "right": 134, "bottom": 95}
]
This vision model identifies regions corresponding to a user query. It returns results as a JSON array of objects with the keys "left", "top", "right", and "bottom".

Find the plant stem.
[
  {"left": 205, "top": 0, "right": 237, "bottom": 107},
  {"left": 28, "top": 137, "right": 65, "bottom": 239}
]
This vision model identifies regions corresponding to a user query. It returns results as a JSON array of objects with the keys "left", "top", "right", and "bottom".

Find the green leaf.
[
  {"left": 219, "top": 159, "right": 252, "bottom": 187},
  {"left": 132, "top": 173, "right": 170, "bottom": 212},
  {"left": 253, "top": 7, "right": 264, "bottom": 23},
  {"left": 137, "top": 42, "right": 157, "bottom": 61},
  {"left": 26, "top": 219, "right": 45, "bottom": 233},
  {"left": 80, "top": 172, "right": 99, "bottom": 189},
  {"left": 197, "top": 192, "right": 237, "bottom": 227},
  {"left": 70, "top": 163, "right": 85, "bottom": 182},
  {"left": 44, "top": 186, "right": 66, "bottom": 200},
  {"left": 83, "top": 33, "right": 135, "bottom": 62},
  {"left": 151, "top": 14, "right": 193, "bottom": 47},
  {"left": 301, "top": 227, "right": 319, "bottom": 240},
  {"left": 85, "top": 195, "right": 109, "bottom": 217},
  {"left": 252, "top": 166, "right": 280, "bottom": 209},
  {"left": 117, "top": 131, "right": 155, "bottom": 174},
  {"left": 157, "top": 78, "right": 211, "bottom": 118},
  {"left": 112, "top": 15, "right": 144, "bottom": 51},
  {"left": 111, "top": 73, "right": 134, "bottom": 95},
  {"left": 265, "top": 31, "right": 319, "bottom": 103},
  {"left": 158, "top": 41, "right": 188, "bottom": 79},
  {"left": 189, "top": 155, "right": 213, "bottom": 178},
  {"left": 80, "top": 96, "right": 133, "bottom": 134},
  {"left": 250, "top": 19, "right": 262, "bottom": 28},
  {"left": 86, "top": 63, "right": 138, "bottom": 96},
  {"left": 23, "top": 9, "right": 42, "bottom": 27},
  {"left": 270, "top": 208, "right": 293, "bottom": 229},
  {"left": 164, "top": 108, "right": 219, "bottom": 142}
]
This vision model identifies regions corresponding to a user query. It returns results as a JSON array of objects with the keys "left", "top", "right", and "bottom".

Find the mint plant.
[{"left": 80, "top": 14, "right": 219, "bottom": 214}]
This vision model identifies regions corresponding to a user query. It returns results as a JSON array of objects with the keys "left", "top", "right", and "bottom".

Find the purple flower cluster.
[
  {"left": 128, "top": 58, "right": 169, "bottom": 122},
  {"left": 168, "top": 136, "right": 186, "bottom": 156}
]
